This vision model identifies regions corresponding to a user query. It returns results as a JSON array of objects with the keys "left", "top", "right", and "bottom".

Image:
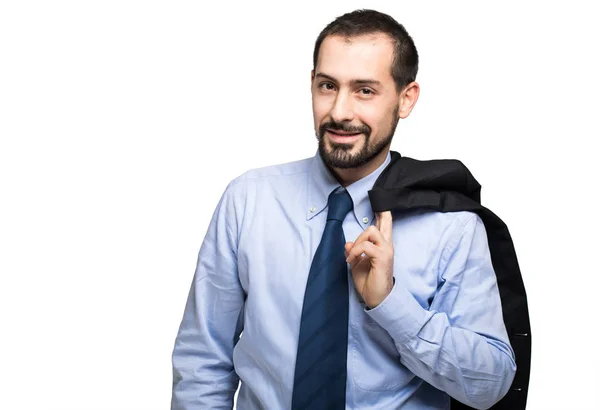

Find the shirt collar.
[{"left": 306, "top": 148, "right": 392, "bottom": 229}]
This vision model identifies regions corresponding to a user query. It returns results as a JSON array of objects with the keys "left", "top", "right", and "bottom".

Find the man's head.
[{"left": 311, "top": 9, "right": 420, "bottom": 172}]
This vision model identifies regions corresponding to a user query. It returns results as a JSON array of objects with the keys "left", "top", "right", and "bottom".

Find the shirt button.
[
  {"left": 310, "top": 206, "right": 317, "bottom": 213},
  {"left": 362, "top": 217, "right": 369, "bottom": 224}
]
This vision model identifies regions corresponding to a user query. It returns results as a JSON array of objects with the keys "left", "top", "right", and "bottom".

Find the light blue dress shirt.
[{"left": 171, "top": 149, "right": 516, "bottom": 410}]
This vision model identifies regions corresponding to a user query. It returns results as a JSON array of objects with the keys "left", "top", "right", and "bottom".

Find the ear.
[
  {"left": 310, "top": 69, "right": 315, "bottom": 88},
  {"left": 398, "top": 81, "right": 420, "bottom": 119}
]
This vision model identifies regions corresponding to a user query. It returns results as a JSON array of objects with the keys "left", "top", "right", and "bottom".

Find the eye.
[
  {"left": 319, "top": 82, "right": 336, "bottom": 91},
  {"left": 359, "top": 88, "right": 374, "bottom": 95}
]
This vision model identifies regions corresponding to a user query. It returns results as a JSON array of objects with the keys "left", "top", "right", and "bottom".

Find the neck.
[{"left": 330, "top": 147, "right": 390, "bottom": 188}]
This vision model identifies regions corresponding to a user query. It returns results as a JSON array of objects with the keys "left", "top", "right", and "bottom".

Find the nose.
[{"left": 329, "top": 91, "right": 355, "bottom": 124}]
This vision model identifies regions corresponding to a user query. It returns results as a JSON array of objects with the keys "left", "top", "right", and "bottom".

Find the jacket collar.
[{"left": 306, "top": 148, "right": 391, "bottom": 228}]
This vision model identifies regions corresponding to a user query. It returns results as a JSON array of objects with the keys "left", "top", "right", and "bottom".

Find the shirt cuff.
[{"left": 364, "top": 279, "right": 429, "bottom": 345}]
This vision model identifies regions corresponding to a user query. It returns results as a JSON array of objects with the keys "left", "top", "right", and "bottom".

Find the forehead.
[{"left": 316, "top": 33, "right": 395, "bottom": 84}]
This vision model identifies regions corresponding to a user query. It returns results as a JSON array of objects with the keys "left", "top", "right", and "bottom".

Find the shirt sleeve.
[
  {"left": 365, "top": 213, "right": 517, "bottom": 410},
  {"left": 171, "top": 180, "right": 246, "bottom": 410}
]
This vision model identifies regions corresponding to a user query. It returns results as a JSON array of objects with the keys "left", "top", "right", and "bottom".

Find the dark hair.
[{"left": 313, "top": 9, "right": 419, "bottom": 92}]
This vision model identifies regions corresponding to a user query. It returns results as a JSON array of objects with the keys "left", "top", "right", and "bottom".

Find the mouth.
[{"left": 325, "top": 129, "right": 362, "bottom": 143}]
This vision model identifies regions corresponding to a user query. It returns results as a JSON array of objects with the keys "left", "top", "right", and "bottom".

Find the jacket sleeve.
[
  {"left": 366, "top": 213, "right": 517, "bottom": 410},
  {"left": 171, "top": 180, "right": 246, "bottom": 410}
]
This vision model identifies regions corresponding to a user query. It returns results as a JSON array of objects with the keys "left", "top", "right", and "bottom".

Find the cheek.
[
  {"left": 350, "top": 100, "right": 377, "bottom": 123},
  {"left": 362, "top": 108, "right": 391, "bottom": 135},
  {"left": 312, "top": 98, "right": 329, "bottom": 123}
]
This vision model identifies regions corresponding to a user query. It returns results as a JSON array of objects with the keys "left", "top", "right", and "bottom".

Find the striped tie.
[{"left": 291, "top": 187, "right": 353, "bottom": 410}]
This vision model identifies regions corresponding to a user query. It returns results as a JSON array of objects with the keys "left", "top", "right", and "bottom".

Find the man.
[{"left": 171, "top": 9, "right": 516, "bottom": 410}]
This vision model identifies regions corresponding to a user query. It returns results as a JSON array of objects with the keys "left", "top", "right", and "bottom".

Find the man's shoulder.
[
  {"left": 396, "top": 208, "right": 478, "bottom": 226},
  {"left": 395, "top": 208, "right": 481, "bottom": 241},
  {"left": 229, "top": 154, "right": 313, "bottom": 188}
]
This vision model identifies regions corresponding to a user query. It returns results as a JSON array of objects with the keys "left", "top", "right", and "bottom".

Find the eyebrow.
[{"left": 315, "top": 72, "right": 382, "bottom": 87}]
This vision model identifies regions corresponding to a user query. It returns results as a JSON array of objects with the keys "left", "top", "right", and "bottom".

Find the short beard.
[{"left": 316, "top": 104, "right": 400, "bottom": 169}]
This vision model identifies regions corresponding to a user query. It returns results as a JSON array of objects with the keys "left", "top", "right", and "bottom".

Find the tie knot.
[{"left": 326, "top": 188, "right": 353, "bottom": 222}]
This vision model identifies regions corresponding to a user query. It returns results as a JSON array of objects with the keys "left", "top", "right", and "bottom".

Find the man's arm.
[
  {"left": 366, "top": 214, "right": 516, "bottom": 410},
  {"left": 171, "top": 181, "right": 245, "bottom": 410}
]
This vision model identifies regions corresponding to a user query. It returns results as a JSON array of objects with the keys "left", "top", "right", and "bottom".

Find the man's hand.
[{"left": 344, "top": 211, "right": 394, "bottom": 309}]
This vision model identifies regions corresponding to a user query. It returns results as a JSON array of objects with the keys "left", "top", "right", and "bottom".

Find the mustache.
[{"left": 319, "top": 121, "right": 370, "bottom": 136}]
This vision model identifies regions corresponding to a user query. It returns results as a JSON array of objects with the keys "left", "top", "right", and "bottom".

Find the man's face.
[{"left": 312, "top": 33, "right": 401, "bottom": 170}]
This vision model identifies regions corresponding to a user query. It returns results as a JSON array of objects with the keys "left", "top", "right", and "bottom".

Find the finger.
[
  {"left": 346, "top": 241, "right": 366, "bottom": 269},
  {"left": 344, "top": 242, "right": 354, "bottom": 258},
  {"left": 346, "top": 242, "right": 382, "bottom": 270},
  {"left": 351, "top": 225, "right": 385, "bottom": 248},
  {"left": 346, "top": 241, "right": 381, "bottom": 269},
  {"left": 376, "top": 211, "right": 393, "bottom": 243}
]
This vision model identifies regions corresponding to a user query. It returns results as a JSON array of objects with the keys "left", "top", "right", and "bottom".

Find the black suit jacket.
[{"left": 369, "top": 150, "right": 531, "bottom": 410}]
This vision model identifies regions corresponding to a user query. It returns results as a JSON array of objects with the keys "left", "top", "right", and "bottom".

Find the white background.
[{"left": 1, "top": 1, "right": 598, "bottom": 409}]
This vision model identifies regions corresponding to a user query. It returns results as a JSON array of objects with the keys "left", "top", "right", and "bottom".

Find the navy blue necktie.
[{"left": 291, "top": 187, "right": 353, "bottom": 410}]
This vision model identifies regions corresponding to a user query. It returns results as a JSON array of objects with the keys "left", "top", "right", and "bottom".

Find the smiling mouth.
[
  {"left": 325, "top": 130, "right": 363, "bottom": 146},
  {"left": 326, "top": 129, "right": 362, "bottom": 136}
]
